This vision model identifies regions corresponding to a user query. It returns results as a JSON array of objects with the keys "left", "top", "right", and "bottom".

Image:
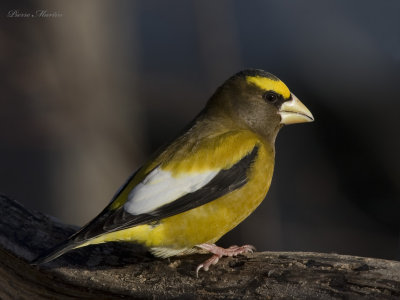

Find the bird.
[{"left": 31, "top": 69, "right": 314, "bottom": 276}]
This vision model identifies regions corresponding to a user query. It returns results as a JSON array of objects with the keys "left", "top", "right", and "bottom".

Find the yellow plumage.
[
  {"left": 32, "top": 69, "right": 313, "bottom": 270},
  {"left": 80, "top": 130, "right": 274, "bottom": 256}
]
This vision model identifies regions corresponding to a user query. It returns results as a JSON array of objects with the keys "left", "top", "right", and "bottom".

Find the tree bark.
[{"left": 0, "top": 194, "right": 399, "bottom": 299}]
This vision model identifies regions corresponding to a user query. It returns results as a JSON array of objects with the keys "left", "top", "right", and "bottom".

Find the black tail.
[{"left": 31, "top": 239, "right": 81, "bottom": 265}]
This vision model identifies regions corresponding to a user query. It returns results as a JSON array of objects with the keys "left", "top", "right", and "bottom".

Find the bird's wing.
[{"left": 71, "top": 131, "right": 260, "bottom": 243}]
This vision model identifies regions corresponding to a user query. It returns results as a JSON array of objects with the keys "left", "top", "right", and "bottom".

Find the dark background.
[{"left": 1, "top": 0, "right": 399, "bottom": 260}]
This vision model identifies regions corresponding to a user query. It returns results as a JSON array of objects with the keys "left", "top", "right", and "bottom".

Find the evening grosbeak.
[{"left": 32, "top": 69, "right": 314, "bottom": 275}]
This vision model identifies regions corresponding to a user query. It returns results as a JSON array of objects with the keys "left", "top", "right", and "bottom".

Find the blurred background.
[{"left": 1, "top": 0, "right": 399, "bottom": 260}]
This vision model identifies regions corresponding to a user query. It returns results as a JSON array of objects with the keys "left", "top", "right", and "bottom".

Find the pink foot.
[{"left": 195, "top": 243, "right": 255, "bottom": 277}]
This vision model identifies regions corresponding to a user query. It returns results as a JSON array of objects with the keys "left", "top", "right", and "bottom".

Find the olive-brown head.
[{"left": 206, "top": 69, "right": 314, "bottom": 143}]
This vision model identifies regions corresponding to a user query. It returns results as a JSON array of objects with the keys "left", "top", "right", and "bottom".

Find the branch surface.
[{"left": 0, "top": 195, "right": 399, "bottom": 299}]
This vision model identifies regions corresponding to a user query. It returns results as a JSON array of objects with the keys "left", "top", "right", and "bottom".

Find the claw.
[
  {"left": 196, "top": 264, "right": 204, "bottom": 277},
  {"left": 195, "top": 243, "right": 255, "bottom": 276}
]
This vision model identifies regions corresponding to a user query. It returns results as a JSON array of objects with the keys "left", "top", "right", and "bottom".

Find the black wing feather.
[
  {"left": 73, "top": 145, "right": 259, "bottom": 242},
  {"left": 31, "top": 146, "right": 259, "bottom": 264}
]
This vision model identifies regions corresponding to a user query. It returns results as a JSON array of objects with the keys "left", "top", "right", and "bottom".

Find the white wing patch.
[{"left": 124, "top": 167, "right": 218, "bottom": 215}]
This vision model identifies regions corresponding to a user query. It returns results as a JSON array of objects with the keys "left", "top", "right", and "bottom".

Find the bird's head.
[{"left": 207, "top": 69, "right": 314, "bottom": 143}]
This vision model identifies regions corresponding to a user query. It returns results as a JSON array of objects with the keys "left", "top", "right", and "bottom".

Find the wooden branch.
[{"left": 0, "top": 194, "right": 399, "bottom": 299}]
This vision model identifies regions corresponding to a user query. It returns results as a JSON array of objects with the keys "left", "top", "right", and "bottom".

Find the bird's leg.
[{"left": 195, "top": 243, "right": 255, "bottom": 277}]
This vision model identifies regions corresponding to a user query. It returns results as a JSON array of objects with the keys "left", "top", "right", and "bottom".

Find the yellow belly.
[{"left": 81, "top": 142, "right": 274, "bottom": 256}]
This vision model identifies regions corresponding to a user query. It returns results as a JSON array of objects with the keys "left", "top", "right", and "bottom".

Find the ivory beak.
[{"left": 279, "top": 94, "right": 314, "bottom": 125}]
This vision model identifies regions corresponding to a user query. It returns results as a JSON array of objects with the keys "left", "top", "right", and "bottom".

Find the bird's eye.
[{"left": 263, "top": 92, "right": 278, "bottom": 103}]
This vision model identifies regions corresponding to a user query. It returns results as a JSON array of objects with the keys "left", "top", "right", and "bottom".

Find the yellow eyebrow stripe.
[{"left": 246, "top": 76, "right": 291, "bottom": 99}]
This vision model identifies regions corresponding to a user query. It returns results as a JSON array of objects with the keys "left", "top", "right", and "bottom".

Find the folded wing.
[{"left": 72, "top": 145, "right": 259, "bottom": 243}]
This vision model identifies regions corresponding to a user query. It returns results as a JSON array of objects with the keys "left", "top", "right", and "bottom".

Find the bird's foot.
[{"left": 195, "top": 243, "right": 255, "bottom": 277}]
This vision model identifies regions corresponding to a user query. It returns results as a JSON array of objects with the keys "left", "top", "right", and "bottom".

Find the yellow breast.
[{"left": 152, "top": 142, "right": 273, "bottom": 247}]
